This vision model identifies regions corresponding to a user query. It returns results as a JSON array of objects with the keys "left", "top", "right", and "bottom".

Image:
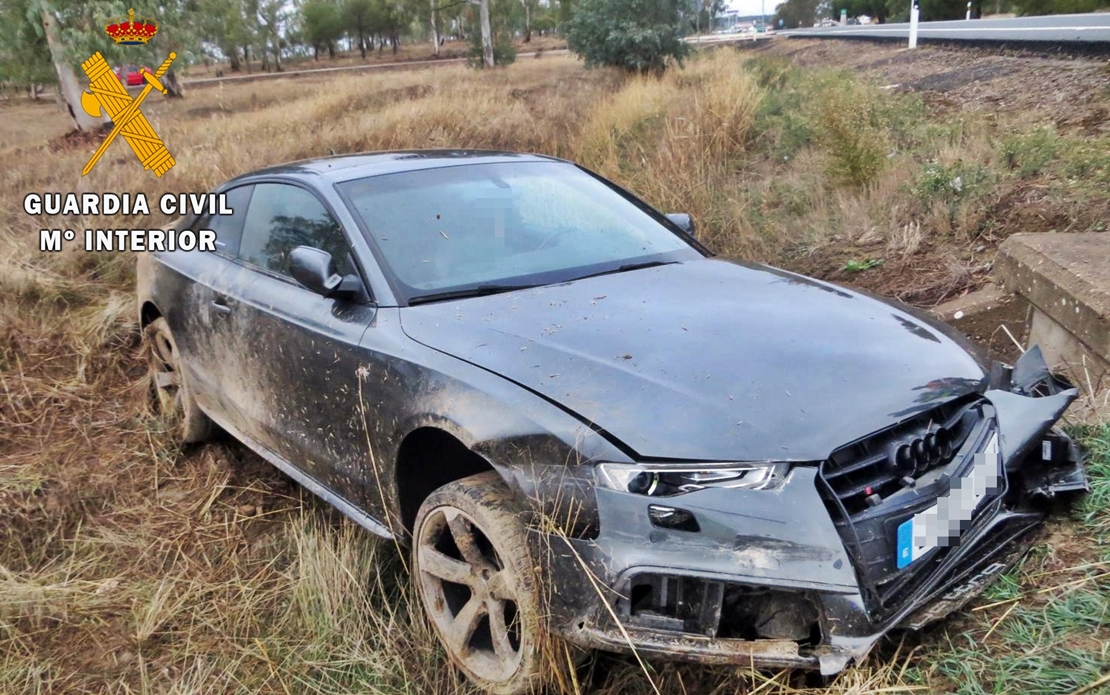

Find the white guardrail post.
[
  {"left": 966, "top": 1, "right": 972, "bottom": 19},
  {"left": 908, "top": 1, "right": 919, "bottom": 48}
]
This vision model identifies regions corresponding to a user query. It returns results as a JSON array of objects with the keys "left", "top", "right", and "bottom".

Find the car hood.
[{"left": 399, "top": 259, "right": 987, "bottom": 462}]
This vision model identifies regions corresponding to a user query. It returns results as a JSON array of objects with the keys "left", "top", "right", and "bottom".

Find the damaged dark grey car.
[{"left": 137, "top": 151, "right": 1088, "bottom": 693}]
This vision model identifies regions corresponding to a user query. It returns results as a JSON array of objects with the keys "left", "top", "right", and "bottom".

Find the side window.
[
  {"left": 195, "top": 184, "right": 253, "bottom": 257},
  {"left": 238, "top": 183, "right": 353, "bottom": 277}
]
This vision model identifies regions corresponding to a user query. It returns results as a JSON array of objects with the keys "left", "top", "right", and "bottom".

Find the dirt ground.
[
  {"left": 756, "top": 39, "right": 1110, "bottom": 130},
  {"left": 181, "top": 35, "right": 569, "bottom": 80}
]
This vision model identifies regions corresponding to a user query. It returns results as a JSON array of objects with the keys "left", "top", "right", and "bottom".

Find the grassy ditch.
[{"left": 1, "top": 45, "right": 1108, "bottom": 694}]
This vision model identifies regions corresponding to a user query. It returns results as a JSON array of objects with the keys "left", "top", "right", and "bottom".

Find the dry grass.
[
  {"left": 575, "top": 52, "right": 765, "bottom": 256},
  {"left": 178, "top": 35, "right": 569, "bottom": 80},
  {"left": 1, "top": 44, "right": 1108, "bottom": 695}
]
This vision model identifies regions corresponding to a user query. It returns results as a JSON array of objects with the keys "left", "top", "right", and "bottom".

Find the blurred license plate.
[{"left": 896, "top": 433, "right": 1001, "bottom": 569}]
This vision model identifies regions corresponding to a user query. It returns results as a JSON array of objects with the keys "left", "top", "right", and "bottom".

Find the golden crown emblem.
[{"left": 104, "top": 8, "right": 158, "bottom": 45}]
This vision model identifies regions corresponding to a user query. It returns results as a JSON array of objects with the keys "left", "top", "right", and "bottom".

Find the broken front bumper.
[{"left": 535, "top": 352, "right": 1087, "bottom": 675}]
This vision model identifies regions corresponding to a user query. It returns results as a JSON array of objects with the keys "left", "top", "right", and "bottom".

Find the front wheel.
[
  {"left": 412, "top": 471, "right": 546, "bottom": 695},
  {"left": 143, "top": 317, "right": 212, "bottom": 443}
]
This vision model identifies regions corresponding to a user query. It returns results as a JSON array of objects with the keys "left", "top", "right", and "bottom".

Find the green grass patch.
[
  {"left": 1001, "top": 125, "right": 1062, "bottom": 178},
  {"left": 919, "top": 423, "right": 1110, "bottom": 695}
]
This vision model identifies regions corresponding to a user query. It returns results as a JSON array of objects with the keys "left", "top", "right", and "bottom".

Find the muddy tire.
[
  {"left": 413, "top": 471, "right": 546, "bottom": 695},
  {"left": 143, "top": 317, "right": 212, "bottom": 443}
]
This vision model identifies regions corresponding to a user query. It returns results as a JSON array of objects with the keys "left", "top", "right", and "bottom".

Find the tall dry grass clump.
[{"left": 575, "top": 49, "right": 765, "bottom": 256}]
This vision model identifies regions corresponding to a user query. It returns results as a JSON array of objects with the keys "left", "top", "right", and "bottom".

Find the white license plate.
[{"left": 896, "top": 432, "right": 1001, "bottom": 569}]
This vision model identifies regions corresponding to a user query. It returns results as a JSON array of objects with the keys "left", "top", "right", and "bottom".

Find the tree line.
[
  {"left": 0, "top": 0, "right": 569, "bottom": 92},
  {"left": 2, "top": 0, "right": 717, "bottom": 131}
]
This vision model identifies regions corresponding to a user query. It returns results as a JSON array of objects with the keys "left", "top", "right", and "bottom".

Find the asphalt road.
[
  {"left": 686, "top": 32, "right": 775, "bottom": 44},
  {"left": 787, "top": 12, "right": 1110, "bottom": 43}
]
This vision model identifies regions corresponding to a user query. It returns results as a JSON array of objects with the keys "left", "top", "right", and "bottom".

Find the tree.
[
  {"left": 531, "top": 4, "right": 557, "bottom": 34},
  {"left": 1012, "top": 0, "right": 1109, "bottom": 13},
  {"left": 920, "top": 0, "right": 967, "bottom": 18},
  {"left": 0, "top": 0, "right": 55, "bottom": 97},
  {"left": 302, "top": 0, "right": 343, "bottom": 59},
  {"left": 2, "top": 0, "right": 173, "bottom": 129},
  {"left": 707, "top": 0, "right": 726, "bottom": 30},
  {"left": 343, "top": 0, "right": 375, "bottom": 57},
  {"left": 428, "top": 0, "right": 441, "bottom": 55},
  {"left": 373, "top": 0, "right": 407, "bottom": 55},
  {"left": 257, "top": 0, "right": 285, "bottom": 70},
  {"left": 565, "top": 0, "right": 690, "bottom": 74},
  {"left": 519, "top": 0, "right": 536, "bottom": 40},
  {"left": 687, "top": 0, "right": 724, "bottom": 33},
  {"left": 774, "top": 0, "right": 821, "bottom": 27},
  {"left": 832, "top": 0, "right": 890, "bottom": 21},
  {"left": 557, "top": 0, "right": 576, "bottom": 25},
  {"left": 472, "top": 0, "right": 493, "bottom": 66},
  {"left": 41, "top": 2, "right": 107, "bottom": 130},
  {"left": 198, "top": 0, "right": 252, "bottom": 71},
  {"left": 466, "top": 0, "right": 514, "bottom": 66}
]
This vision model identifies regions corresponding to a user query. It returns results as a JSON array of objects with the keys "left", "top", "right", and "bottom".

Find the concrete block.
[{"left": 996, "top": 232, "right": 1110, "bottom": 386}]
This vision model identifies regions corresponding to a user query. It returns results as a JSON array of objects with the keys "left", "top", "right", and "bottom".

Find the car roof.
[{"left": 222, "top": 150, "right": 566, "bottom": 187}]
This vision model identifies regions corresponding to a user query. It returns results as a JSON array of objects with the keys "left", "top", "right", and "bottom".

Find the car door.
[
  {"left": 208, "top": 181, "right": 379, "bottom": 508},
  {"left": 162, "top": 184, "right": 253, "bottom": 418}
]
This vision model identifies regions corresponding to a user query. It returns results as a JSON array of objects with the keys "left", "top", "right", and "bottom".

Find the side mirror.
[
  {"left": 666, "top": 213, "right": 697, "bottom": 238},
  {"left": 290, "top": 246, "right": 361, "bottom": 299}
]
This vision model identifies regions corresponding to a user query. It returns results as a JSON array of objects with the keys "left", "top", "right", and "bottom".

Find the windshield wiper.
[
  {"left": 571, "top": 260, "right": 679, "bottom": 282},
  {"left": 408, "top": 283, "right": 540, "bottom": 305}
]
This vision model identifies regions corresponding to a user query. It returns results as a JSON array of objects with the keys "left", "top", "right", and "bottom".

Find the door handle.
[{"left": 211, "top": 300, "right": 232, "bottom": 317}]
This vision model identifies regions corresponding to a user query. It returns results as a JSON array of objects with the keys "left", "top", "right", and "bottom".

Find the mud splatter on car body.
[{"left": 136, "top": 151, "right": 1087, "bottom": 678}]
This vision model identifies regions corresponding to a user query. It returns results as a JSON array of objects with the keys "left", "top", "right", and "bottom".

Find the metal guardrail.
[{"left": 784, "top": 12, "right": 1110, "bottom": 45}]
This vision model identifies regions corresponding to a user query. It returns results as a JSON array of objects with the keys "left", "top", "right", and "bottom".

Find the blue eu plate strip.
[{"left": 897, "top": 518, "right": 914, "bottom": 569}]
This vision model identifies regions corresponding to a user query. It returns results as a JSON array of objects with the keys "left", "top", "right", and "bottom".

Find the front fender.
[{"left": 370, "top": 319, "right": 632, "bottom": 527}]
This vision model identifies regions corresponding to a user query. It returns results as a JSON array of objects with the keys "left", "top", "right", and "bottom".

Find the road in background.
[
  {"left": 786, "top": 12, "right": 1110, "bottom": 44},
  {"left": 685, "top": 32, "right": 776, "bottom": 44}
]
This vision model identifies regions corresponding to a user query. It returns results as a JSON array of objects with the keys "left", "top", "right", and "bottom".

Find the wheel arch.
[
  {"left": 388, "top": 386, "right": 628, "bottom": 540},
  {"left": 395, "top": 423, "right": 500, "bottom": 536},
  {"left": 140, "top": 300, "right": 162, "bottom": 328}
]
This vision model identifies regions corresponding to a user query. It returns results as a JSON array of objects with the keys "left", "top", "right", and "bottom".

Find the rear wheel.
[
  {"left": 143, "top": 317, "right": 212, "bottom": 443},
  {"left": 413, "top": 472, "right": 545, "bottom": 695}
]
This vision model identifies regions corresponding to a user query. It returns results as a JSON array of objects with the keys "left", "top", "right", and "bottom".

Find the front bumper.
[{"left": 532, "top": 362, "right": 1087, "bottom": 675}]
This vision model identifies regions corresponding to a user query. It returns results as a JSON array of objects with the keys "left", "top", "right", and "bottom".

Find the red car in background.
[{"left": 114, "top": 64, "right": 152, "bottom": 87}]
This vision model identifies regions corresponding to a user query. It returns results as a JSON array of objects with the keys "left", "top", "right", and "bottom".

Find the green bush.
[
  {"left": 911, "top": 160, "right": 990, "bottom": 204},
  {"left": 749, "top": 60, "right": 818, "bottom": 158},
  {"left": 746, "top": 56, "right": 796, "bottom": 90},
  {"left": 817, "top": 83, "right": 889, "bottom": 188},
  {"left": 1061, "top": 139, "right": 1110, "bottom": 184},
  {"left": 1001, "top": 125, "right": 1060, "bottom": 178},
  {"left": 565, "top": 0, "right": 691, "bottom": 74},
  {"left": 748, "top": 63, "right": 924, "bottom": 184}
]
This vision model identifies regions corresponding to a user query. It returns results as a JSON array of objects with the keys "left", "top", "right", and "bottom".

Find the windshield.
[{"left": 336, "top": 161, "right": 701, "bottom": 303}]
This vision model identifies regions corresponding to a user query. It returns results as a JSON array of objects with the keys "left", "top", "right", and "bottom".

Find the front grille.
[
  {"left": 823, "top": 395, "right": 982, "bottom": 516},
  {"left": 818, "top": 395, "right": 1000, "bottom": 619}
]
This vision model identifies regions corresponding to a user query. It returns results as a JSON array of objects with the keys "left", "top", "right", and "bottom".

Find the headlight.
[{"left": 597, "top": 462, "right": 790, "bottom": 496}]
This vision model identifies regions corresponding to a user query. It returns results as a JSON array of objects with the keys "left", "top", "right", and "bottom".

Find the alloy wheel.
[
  {"left": 416, "top": 505, "right": 525, "bottom": 683},
  {"left": 146, "top": 321, "right": 184, "bottom": 425}
]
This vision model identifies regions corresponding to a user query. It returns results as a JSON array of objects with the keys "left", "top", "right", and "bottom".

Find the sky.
[{"left": 726, "top": 0, "right": 785, "bottom": 17}]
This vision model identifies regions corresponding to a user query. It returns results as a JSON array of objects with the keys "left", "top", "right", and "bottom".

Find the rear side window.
[
  {"left": 238, "top": 183, "right": 351, "bottom": 277},
  {"left": 195, "top": 185, "right": 253, "bottom": 257}
]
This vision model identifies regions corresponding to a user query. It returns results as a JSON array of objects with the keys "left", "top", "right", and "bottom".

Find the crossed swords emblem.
[{"left": 80, "top": 51, "right": 177, "bottom": 177}]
